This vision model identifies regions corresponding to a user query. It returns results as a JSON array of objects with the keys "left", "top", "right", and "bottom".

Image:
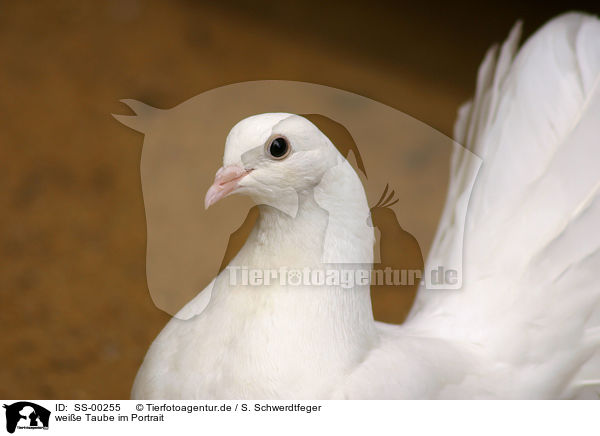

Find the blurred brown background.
[{"left": 1, "top": 0, "right": 598, "bottom": 399}]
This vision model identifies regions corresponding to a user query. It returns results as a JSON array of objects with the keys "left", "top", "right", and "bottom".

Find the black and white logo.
[{"left": 3, "top": 402, "right": 50, "bottom": 434}]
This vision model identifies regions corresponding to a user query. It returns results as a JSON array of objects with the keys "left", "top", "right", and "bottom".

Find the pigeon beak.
[{"left": 204, "top": 165, "right": 252, "bottom": 209}]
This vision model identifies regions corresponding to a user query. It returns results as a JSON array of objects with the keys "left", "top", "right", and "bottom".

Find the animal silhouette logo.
[
  {"left": 2, "top": 402, "right": 50, "bottom": 433},
  {"left": 113, "top": 81, "right": 479, "bottom": 316}
]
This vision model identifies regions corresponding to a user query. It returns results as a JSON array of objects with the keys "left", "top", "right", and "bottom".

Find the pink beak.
[{"left": 204, "top": 165, "right": 251, "bottom": 209}]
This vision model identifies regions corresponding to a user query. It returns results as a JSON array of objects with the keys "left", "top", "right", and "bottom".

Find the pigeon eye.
[{"left": 266, "top": 137, "right": 290, "bottom": 160}]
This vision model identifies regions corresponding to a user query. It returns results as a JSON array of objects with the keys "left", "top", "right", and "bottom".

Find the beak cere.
[{"left": 204, "top": 165, "right": 251, "bottom": 209}]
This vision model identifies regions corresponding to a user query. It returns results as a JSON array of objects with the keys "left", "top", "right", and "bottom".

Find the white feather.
[{"left": 407, "top": 12, "right": 600, "bottom": 398}]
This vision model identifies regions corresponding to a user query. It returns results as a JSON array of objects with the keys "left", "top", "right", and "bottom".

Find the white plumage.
[{"left": 131, "top": 12, "right": 600, "bottom": 399}]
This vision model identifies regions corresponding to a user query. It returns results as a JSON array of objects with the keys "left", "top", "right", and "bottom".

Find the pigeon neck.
[
  {"left": 251, "top": 183, "right": 374, "bottom": 267},
  {"left": 254, "top": 190, "right": 330, "bottom": 266},
  {"left": 208, "top": 186, "right": 378, "bottom": 377},
  {"left": 217, "top": 170, "right": 377, "bottom": 345}
]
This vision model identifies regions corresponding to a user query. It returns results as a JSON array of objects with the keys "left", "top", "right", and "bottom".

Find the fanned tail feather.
[{"left": 407, "top": 12, "right": 600, "bottom": 398}]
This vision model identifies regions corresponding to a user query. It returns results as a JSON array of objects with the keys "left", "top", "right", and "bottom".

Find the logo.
[
  {"left": 3, "top": 402, "right": 50, "bottom": 434},
  {"left": 113, "top": 81, "right": 481, "bottom": 319}
]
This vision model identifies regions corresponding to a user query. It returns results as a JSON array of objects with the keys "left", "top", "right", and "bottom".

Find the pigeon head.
[{"left": 205, "top": 113, "right": 341, "bottom": 212}]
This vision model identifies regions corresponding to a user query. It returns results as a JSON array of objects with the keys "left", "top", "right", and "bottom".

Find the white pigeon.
[{"left": 131, "top": 12, "right": 600, "bottom": 399}]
